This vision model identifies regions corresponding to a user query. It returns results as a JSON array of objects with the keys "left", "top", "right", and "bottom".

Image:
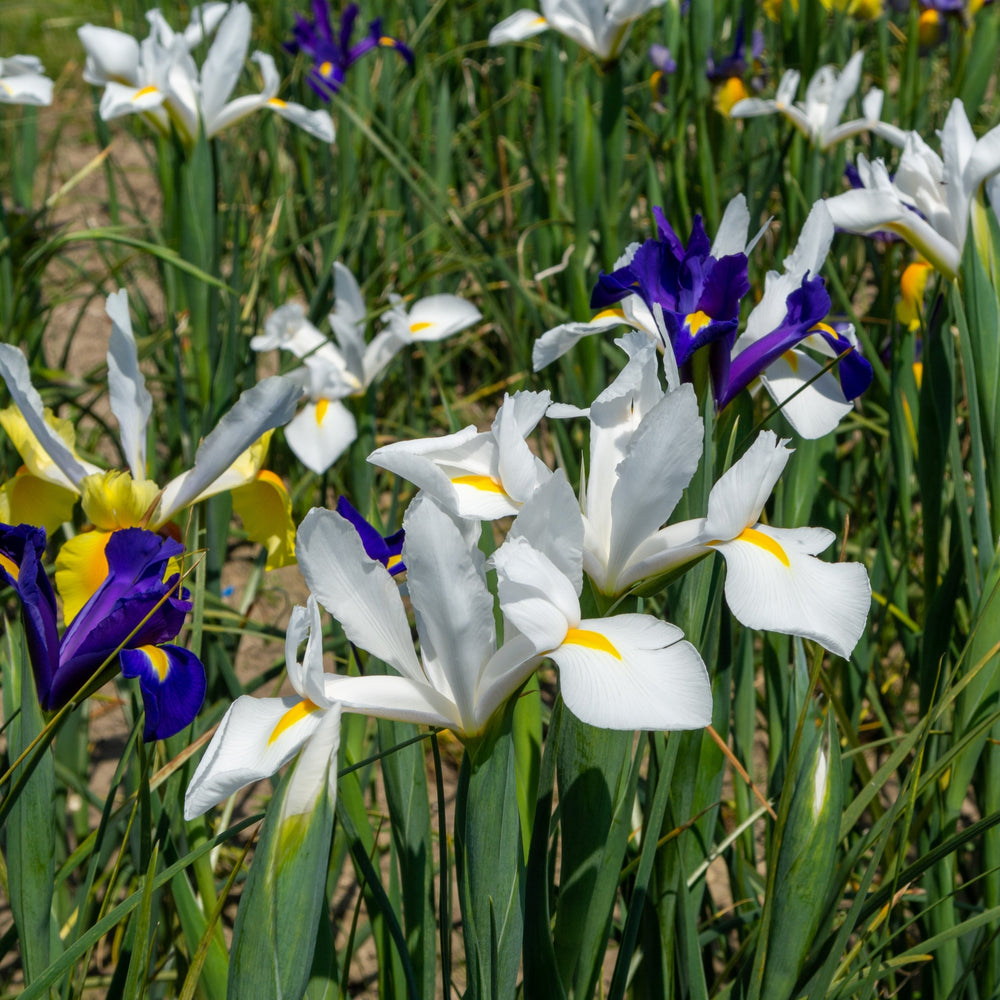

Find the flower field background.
[{"left": 3, "top": 0, "right": 1000, "bottom": 997}]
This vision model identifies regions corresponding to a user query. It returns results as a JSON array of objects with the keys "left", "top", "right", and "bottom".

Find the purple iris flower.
[
  {"left": 716, "top": 275, "right": 873, "bottom": 407},
  {"left": 592, "top": 208, "right": 751, "bottom": 382},
  {"left": 706, "top": 20, "right": 765, "bottom": 84},
  {"left": 336, "top": 496, "right": 405, "bottom": 575},
  {"left": 287, "top": 1, "right": 414, "bottom": 100},
  {"left": 0, "top": 524, "right": 206, "bottom": 741}
]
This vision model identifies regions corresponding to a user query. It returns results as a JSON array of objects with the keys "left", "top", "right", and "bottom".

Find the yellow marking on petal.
[
  {"left": 684, "top": 310, "right": 712, "bottom": 336},
  {"left": 132, "top": 85, "right": 158, "bottom": 100},
  {"left": 319, "top": 60, "right": 334, "bottom": 77},
  {"left": 0, "top": 552, "right": 20, "bottom": 581},
  {"left": 55, "top": 531, "right": 113, "bottom": 623},
  {"left": 267, "top": 97, "right": 287, "bottom": 108},
  {"left": 782, "top": 349, "right": 799, "bottom": 372},
  {"left": 913, "top": 361, "right": 923, "bottom": 391},
  {"left": 650, "top": 70, "right": 664, "bottom": 94},
  {"left": 810, "top": 321, "right": 837, "bottom": 337},
  {"left": 387, "top": 553, "right": 403, "bottom": 570},
  {"left": 710, "top": 527, "right": 791, "bottom": 567},
  {"left": 378, "top": 36, "right": 398, "bottom": 47},
  {"left": 563, "top": 627, "right": 622, "bottom": 660},
  {"left": 410, "top": 321, "right": 433, "bottom": 334},
  {"left": 593, "top": 307, "right": 625, "bottom": 322},
  {"left": 269, "top": 699, "right": 322, "bottom": 745},
  {"left": 451, "top": 474, "right": 505, "bottom": 494},
  {"left": 714, "top": 77, "right": 749, "bottom": 117},
  {"left": 140, "top": 645, "right": 171, "bottom": 681},
  {"left": 531, "top": 15, "right": 548, "bottom": 25},
  {"left": 315, "top": 398, "right": 330, "bottom": 425}
]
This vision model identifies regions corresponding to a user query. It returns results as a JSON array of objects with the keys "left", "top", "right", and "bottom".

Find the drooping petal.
[
  {"left": 551, "top": 614, "right": 712, "bottom": 731},
  {"left": 119, "top": 643, "right": 207, "bottom": 741},
  {"left": 322, "top": 673, "right": 462, "bottom": 729},
  {"left": 532, "top": 311, "right": 630, "bottom": 371},
  {"left": 105, "top": 290, "right": 153, "bottom": 482},
  {"left": 54, "top": 530, "right": 112, "bottom": 624},
  {"left": 296, "top": 507, "right": 424, "bottom": 683},
  {"left": 0, "top": 472, "right": 77, "bottom": 535},
  {"left": 77, "top": 25, "right": 141, "bottom": 85},
  {"left": 757, "top": 351, "right": 853, "bottom": 440},
  {"left": 488, "top": 9, "right": 550, "bottom": 45},
  {"left": 711, "top": 524, "right": 871, "bottom": 658},
  {"left": 389, "top": 294, "right": 482, "bottom": 342},
  {"left": 183, "top": 693, "right": 326, "bottom": 819},
  {"left": 230, "top": 469, "right": 297, "bottom": 569},
  {"left": 284, "top": 399, "right": 357, "bottom": 474}
]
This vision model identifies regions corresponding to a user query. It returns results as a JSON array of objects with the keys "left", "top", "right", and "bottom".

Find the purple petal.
[
  {"left": 120, "top": 644, "right": 206, "bottom": 741},
  {"left": 0, "top": 523, "right": 60, "bottom": 703}
]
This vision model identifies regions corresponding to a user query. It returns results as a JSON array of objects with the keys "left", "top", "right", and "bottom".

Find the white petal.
[
  {"left": 253, "top": 303, "right": 335, "bottom": 359},
  {"left": 488, "top": 9, "right": 549, "bottom": 45},
  {"left": 199, "top": 1, "right": 251, "bottom": 125},
  {"left": 532, "top": 313, "right": 627, "bottom": 371},
  {"left": 712, "top": 194, "right": 750, "bottom": 257},
  {"left": 553, "top": 615, "right": 712, "bottom": 730},
  {"left": 0, "top": 69, "right": 52, "bottom": 105},
  {"left": 323, "top": 673, "right": 460, "bottom": 729},
  {"left": 605, "top": 384, "right": 702, "bottom": 590},
  {"left": 404, "top": 498, "right": 497, "bottom": 729},
  {"left": 759, "top": 351, "right": 852, "bottom": 440},
  {"left": 285, "top": 596, "right": 334, "bottom": 708},
  {"left": 0, "top": 344, "right": 94, "bottom": 487},
  {"left": 78, "top": 25, "right": 140, "bottom": 86},
  {"left": 728, "top": 97, "right": 778, "bottom": 120},
  {"left": 98, "top": 81, "right": 166, "bottom": 121},
  {"left": 704, "top": 432, "right": 791, "bottom": 540},
  {"left": 183, "top": 694, "right": 324, "bottom": 819},
  {"left": 285, "top": 400, "right": 357, "bottom": 474},
  {"left": 507, "top": 471, "right": 584, "bottom": 593},
  {"left": 105, "top": 289, "right": 151, "bottom": 482},
  {"left": 714, "top": 525, "right": 870, "bottom": 658},
  {"left": 296, "top": 507, "right": 424, "bottom": 683},
  {"left": 398, "top": 294, "right": 481, "bottom": 342},
  {"left": 266, "top": 94, "right": 336, "bottom": 143},
  {"left": 493, "top": 537, "right": 579, "bottom": 650},
  {"left": 157, "top": 375, "right": 302, "bottom": 519}
]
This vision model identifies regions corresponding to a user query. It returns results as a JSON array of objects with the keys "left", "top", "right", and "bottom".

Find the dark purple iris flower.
[
  {"left": 336, "top": 496, "right": 405, "bottom": 575},
  {"left": 717, "top": 277, "right": 871, "bottom": 407},
  {"left": 592, "top": 209, "right": 751, "bottom": 381},
  {"left": 0, "top": 525, "right": 206, "bottom": 741},
  {"left": 287, "top": 1, "right": 414, "bottom": 100},
  {"left": 706, "top": 19, "right": 765, "bottom": 85}
]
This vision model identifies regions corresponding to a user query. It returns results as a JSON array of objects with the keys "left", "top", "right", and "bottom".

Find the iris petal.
[{"left": 120, "top": 643, "right": 207, "bottom": 741}]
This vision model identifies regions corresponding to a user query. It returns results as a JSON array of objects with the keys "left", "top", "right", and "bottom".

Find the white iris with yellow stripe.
[{"left": 255, "top": 261, "right": 481, "bottom": 475}]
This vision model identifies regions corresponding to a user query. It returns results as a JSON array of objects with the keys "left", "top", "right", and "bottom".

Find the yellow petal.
[
  {"left": 0, "top": 470, "right": 78, "bottom": 534},
  {"left": 230, "top": 468, "right": 296, "bottom": 569},
  {"left": 0, "top": 405, "right": 86, "bottom": 488},
  {"left": 55, "top": 531, "right": 113, "bottom": 623},
  {"left": 79, "top": 470, "right": 161, "bottom": 530}
]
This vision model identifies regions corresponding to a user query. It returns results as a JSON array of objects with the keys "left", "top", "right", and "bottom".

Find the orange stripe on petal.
[
  {"left": 132, "top": 85, "right": 158, "bottom": 100},
  {"left": 563, "top": 627, "right": 622, "bottom": 659},
  {"left": 315, "top": 398, "right": 329, "bottom": 425},
  {"left": 268, "top": 699, "right": 322, "bottom": 745},
  {"left": 409, "top": 321, "right": 433, "bottom": 333}
]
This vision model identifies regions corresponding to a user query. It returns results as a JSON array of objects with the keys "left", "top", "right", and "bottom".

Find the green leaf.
[{"left": 1, "top": 618, "right": 57, "bottom": 984}]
